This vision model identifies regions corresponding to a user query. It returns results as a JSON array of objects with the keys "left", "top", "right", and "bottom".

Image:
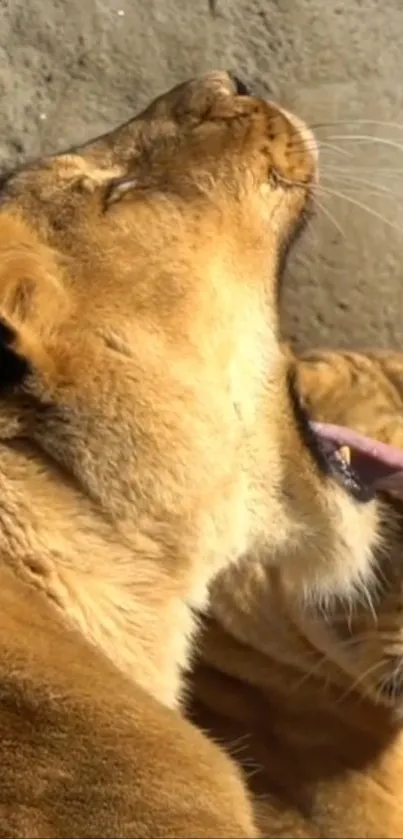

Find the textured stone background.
[{"left": 1, "top": 0, "right": 403, "bottom": 350}]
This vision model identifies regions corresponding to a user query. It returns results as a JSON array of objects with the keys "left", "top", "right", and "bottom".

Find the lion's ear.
[
  {"left": 0, "top": 215, "right": 69, "bottom": 396},
  {"left": 0, "top": 316, "right": 31, "bottom": 392}
]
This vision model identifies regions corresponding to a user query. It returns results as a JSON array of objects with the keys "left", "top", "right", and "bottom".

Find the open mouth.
[{"left": 312, "top": 421, "right": 403, "bottom": 504}]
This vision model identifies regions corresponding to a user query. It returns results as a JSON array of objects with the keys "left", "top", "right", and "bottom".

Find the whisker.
[
  {"left": 294, "top": 221, "right": 321, "bottom": 262},
  {"left": 336, "top": 658, "right": 388, "bottom": 704},
  {"left": 289, "top": 139, "right": 353, "bottom": 158},
  {"left": 285, "top": 123, "right": 353, "bottom": 158},
  {"left": 377, "top": 669, "right": 399, "bottom": 703},
  {"left": 285, "top": 631, "right": 383, "bottom": 692},
  {"left": 324, "top": 134, "right": 403, "bottom": 155},
  {"left": 321, "top": 172, "right": 403, "bottom": 199},
  {"left": 316, "top": 142, "right": 354, "bottom": 158},
  {"left": 312, "top": 119, "right": 403, "bottom": 133},
  {"left": 321, "top": 164, "right": 403, "bottom": 176},
  {"left": 290, "top": 133, "right": 403, "bottom": 170},
  {"left": 289, "top": 652, "right": 331, "bottom": 692},
  {"left": 356, "top": 586, "right": 377, "bottom": 625},
  {"left": 313, "top": 194, "right": 347, "bottom": 239},
  {"left": 311, "top": 183, "right": 402, "bottom": 231},
  {"left": 297, "top": 623, "right": 387, "bottom": 648},
  {"left": 286, "top": 213, "right": 347, "bottom": 277}
]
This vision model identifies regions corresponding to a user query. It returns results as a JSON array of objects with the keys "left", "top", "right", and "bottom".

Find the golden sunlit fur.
[
  {"left": 191, "top": 348, "right": 403, "bottom": 838},
  {"left": 298, "top": 348, "right": 403, "bottom": 450},
  {"left": 0, "top": 72, "right": 383, "bottom": 835}
]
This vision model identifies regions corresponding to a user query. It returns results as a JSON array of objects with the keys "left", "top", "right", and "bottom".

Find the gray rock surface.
[{"left": 1, "top": 0, "right": 403, "bottom": 350}]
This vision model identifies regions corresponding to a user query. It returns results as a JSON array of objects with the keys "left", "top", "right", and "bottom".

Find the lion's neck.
[
  {"left": 7, "top": 539, "right": 199, "bottom": 709},
  {"left": 0, "top": 444, "right": 206, "bottom": 709},
  {"left": 51, "top": 562, "right": 199, "bottom": 708}
]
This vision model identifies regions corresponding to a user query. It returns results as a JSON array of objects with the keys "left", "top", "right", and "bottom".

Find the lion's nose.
[
  {"left": 228, "top": 74, "right": 251, "bottom": 97},
  {"left": 276, "top": 106, "right": 319, "bottom": 182}
]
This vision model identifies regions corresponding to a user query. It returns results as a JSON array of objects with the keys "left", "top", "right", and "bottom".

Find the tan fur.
[
  {"left": 298, "top": 348, "right": 403, "bottom": 449},
  {"left": 0, "top": 72, "right": 382, "bottom": 835},
  {"left": 191, "top": 348, "right": 403, "bottom": 838}
]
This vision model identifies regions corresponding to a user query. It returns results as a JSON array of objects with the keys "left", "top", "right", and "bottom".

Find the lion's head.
[{"left": 0, "top": 74, "right": 387, "bottom": 706}]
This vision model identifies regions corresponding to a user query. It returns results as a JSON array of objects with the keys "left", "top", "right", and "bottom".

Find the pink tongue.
[{"left": 312, "top": 421, "right": 403, "bottom": 497}]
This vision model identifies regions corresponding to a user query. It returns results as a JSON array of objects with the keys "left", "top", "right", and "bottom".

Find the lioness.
[
  {"left": 0, "top": 73, "right": 389, "bottom": 835},
  {"left": 191, "top": 348, "right": 403, "bottom": 838}
]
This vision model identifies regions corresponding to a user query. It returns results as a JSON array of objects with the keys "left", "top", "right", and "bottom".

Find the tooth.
[{"left": 339, "top": 445, "right": 351, "bottom": 465}]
